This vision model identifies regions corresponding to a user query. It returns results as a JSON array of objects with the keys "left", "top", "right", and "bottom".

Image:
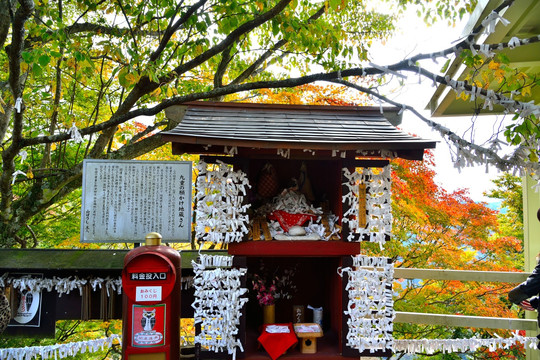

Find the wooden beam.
[
  {"left": 395, "top": 311, "right": 537, "bottom": 331},
  {"left": 0, "top": 249, "right": 228, "bottom": 270},
  {"left": 394, "top": 268, "right": 530, "bottom": 283},
  {"left": 342, "top": 159, "right": 390, "bottom": 168}
]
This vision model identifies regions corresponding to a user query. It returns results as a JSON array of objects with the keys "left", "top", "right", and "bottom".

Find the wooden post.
[
  {"left": 358, "top": 183, "right": 367, "bottom": 228},
  {"left": 523, "top": 175, "right": 540, "bottom": 360}
]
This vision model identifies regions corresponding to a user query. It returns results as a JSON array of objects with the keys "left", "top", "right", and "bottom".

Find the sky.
[{"left": 367, "top": 5, "right": 508, "bottom": 203}]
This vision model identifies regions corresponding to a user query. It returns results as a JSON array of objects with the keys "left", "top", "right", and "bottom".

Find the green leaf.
[
  {"left": 32, "top": 64, "right": 43, "bottom": 77},
  {"left": 164, "top": 8, "right": 176, "bottom": 18},
  {"left": 38, "top": 54, "right": 51, "bottom": 67},
  {"left": 21, "top": 51, "right": 33, "bottom": 63},
  {"left": 329, "top": 0, "right": 340, "bottom": 10},
  {"left": 118, "top": 67, "right": 129, "bottom": 88},
  {"left": 497, "top": 53, "right": 510, "bottom": 65},
  {"left": 511, "top": 134, "right": 521, "bottom": 145},
  {"left": 74, "top": 51, "right": 84, "bottom": 61},
  {"left": 440, "top": 58, "right": 451, "bottom": 73}
]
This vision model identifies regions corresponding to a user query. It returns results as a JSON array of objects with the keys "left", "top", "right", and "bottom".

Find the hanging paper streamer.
[
  {"left": 277, "top": 148, "right": 290, "bottom": 159},
  {"left": 196, "top": 254, "right": 234, "bottom": 268},
  {"left": 342, "top": 168, "right": 363, "bottom": 241},
  {"left": 195, "top": 161, "right": 251, "bottom": 244},
  {"left": 0, "top": 274, "right": 196, "bottom": 294},
  {"left": 342, "top": 165, "right": 392, "bottom": 248},
  {"left": 224, "top": 146, "right": 238, "bottom": 156},
  {"left": 438, "top": 68, "right": 540, "bottom": 128},
  {"left": 0, "top": 274, "right": 122, "bottom": 297},
  {"left": 394, "top": 331, "right": 537, "bottom": 354},
  {"left": 0, "top": 334, "right": 121, "bottom": 360},
  {"left": 11, "top": 170, "right": 27, "bottom": 185},
  {"left": 339, "top": 255, "right": 394, "bottom": 353},
  {"left": 14, "top": 98, "right": 22, "bottom": 113},
  {"left": 18, "top": 150, "right": 27, "bottom": 164},
  {"left": 481, "top": 10, "right": 510, "bottom": 35},
  {"left": 68, "top": 124, "right": 84, "bottom": 143},
  {"left": 191, "top": 255, "right": 248, "bottom": 360}
]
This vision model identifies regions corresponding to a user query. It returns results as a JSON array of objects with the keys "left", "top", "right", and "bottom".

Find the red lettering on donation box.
[{"left": 132, "top": 304, "right": 166, "bottom": 347}]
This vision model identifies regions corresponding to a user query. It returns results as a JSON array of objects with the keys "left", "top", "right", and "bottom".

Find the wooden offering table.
[{"left": 294, "top": 323, "right": 323, "bottom": 354}]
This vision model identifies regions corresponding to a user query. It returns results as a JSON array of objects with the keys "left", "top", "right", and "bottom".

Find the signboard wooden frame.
[{"left": 81, "top": 160, "right": 192, "bottom": 243}]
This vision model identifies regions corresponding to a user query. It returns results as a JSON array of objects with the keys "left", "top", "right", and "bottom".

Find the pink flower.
[
  {"left": 261, "top": 294, "right": 274, "bottom": 305},
  {"left": 251, "top": 265, "right": 296, "bottom": 306}
]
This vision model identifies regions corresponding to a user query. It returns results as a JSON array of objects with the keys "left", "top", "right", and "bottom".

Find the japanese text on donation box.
[{"left": 81, "top": 160, "right": 192, "bottom": 242}]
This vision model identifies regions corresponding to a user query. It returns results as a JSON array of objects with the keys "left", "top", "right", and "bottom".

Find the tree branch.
[
  {"left": 116, "top": 0, "right": 139, "bottom": 69},
  {"left": 128, "top": 120, "right": 168, "bottom": 144},
  {"left": 41, "top": 36, "right": 64, "bottom": 168},
  {"left": 331, "top": 65, "right": 536, "bottom": 176},
  {"left": 231, "top": 4, "right": 326, "bottom": 85},
  {"left": 20, "top": 66, "right": 380, "bottom": 147},
  {"left": 110, "top": 129, "right": 167, "bottom": 160},
  {"left": 149, "top": 0, "right": 208, "bottom": 63},
  {"left": 214, "top": 43, "right": 235, "bottom": 89},
  {"left": 1, "top": 0, "right": 34, "bottom": 221},
  {"left": 170, "top": 0, "right": 293, "bottom": 78},
  {"left": 0, "top": 0, "right": 11, "bottom": 50}
]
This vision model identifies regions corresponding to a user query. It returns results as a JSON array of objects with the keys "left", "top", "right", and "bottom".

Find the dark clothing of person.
[
  {"left": 508, "top": 260, "right": 540, "bottom": 309},
  {"left": 509, "top": 260, "right": 540, "bottom": 349}
]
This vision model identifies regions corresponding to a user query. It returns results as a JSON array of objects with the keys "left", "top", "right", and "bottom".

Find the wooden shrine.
[{"left": 161, "top": 101, "right": 436, "bottom": 359}]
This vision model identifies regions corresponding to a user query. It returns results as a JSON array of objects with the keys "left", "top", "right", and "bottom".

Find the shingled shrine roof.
[{"left": 161, "top": 102, "right": 436, "bottom": 160}]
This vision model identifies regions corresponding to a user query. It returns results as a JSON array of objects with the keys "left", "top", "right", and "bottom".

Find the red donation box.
[{"left": 122, "top": 232, "right": 181, "bottom": 360}]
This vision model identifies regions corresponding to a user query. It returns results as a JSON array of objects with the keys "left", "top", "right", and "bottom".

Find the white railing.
[{"left": 393, "top": 268, "right": 535, "bottom": 330}]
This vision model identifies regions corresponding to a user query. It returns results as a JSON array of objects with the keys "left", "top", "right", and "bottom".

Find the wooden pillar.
[{"left": 523, "top": 175, "right": 540, "bottom": 360}]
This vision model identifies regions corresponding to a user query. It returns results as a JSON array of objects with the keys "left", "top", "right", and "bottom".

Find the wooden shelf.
[{"left": 228, "top": 241, "right": 361, "bottom": 257}]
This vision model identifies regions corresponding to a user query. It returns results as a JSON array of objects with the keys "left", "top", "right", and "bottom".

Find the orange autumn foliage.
[
  {"left": 364, "top": 152, "right": 524, "bottom": 357},
  {"left": 237, "top": 83, "right": 371, "bottom": 106}
]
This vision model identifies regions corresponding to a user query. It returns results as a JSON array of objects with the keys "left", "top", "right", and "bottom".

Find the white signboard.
[
  {"left": 9, "top": 290, "right": 42, "bottom": 327},
  {"left": 136, "top": 286, "right": 162, "bottom": 302},
  {"left": 81, "top": 160, "right": 192, "bottom": 242}
]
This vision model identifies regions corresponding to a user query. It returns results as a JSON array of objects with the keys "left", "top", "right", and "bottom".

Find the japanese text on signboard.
[{"left": 81, "top": 160, "right": 192, "bottom": 242}]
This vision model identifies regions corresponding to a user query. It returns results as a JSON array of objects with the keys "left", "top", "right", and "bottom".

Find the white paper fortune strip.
[
  {"left": 0, "top": 274, "right": 122, "bottom": 297},
  {"left": 68, "top": 124, "right": 84, "bottom": 143},
  {"left": 0, "top": 334, "right": 121, "bottom": 360},
  {"left": 11, "top": 170, "right": 27, "bottom": 185},
  {"left": 0, "top": 274, "right": 195, "bottom": 295},
  {"left": 191, "top": 255, "right": 248, "bottom": 360},
  {"left": 195, "top": 160, "right": 251, "bottom": 244},
  {"left": 196, "top": 254, "right": 234, "bottom": 269},
  {"left": 394, "top": 331, "right": 537, "bottom": 354},
  {"left": 342, "top": 165, "right": 392, "bottom": 248},
  {"left": 2, "top": 329, "right": 529, "bottom": 359},
  {"left": 339, "top": 255, "right": 395, "bottom": 353}
]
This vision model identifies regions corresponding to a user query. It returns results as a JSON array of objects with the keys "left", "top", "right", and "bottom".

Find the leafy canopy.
[{"left": 0, "top": 0, "right": 479, "bottom": 247}]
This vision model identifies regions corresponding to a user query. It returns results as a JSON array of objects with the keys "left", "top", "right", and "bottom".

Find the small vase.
[{"left": 263, "top": 304, "right": 275, "bottom": 324}]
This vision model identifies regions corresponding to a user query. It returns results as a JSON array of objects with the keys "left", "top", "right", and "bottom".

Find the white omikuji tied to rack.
[
  {"left": 192, "top": 255, "right": 248, "bottom": 360},
  {"left": 195, "top": 161, "right": 251, "bottom": 244},
  {"left": 342, "top": 165, "right": 392, "bottom": 248},
  {"left": 339, "top": 255, "right": 395, "bottom": 353}
]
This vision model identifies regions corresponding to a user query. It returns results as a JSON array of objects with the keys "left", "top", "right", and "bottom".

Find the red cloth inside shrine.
[
  {"left": 268, "top": 210, "right": 317, "bottom": 232},
  {"left": 257, "top": 323, "right": 298, "bottom": 360}
]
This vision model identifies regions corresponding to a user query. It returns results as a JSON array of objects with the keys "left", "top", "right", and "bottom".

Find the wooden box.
[{"left": 293, "top": 323, "right": 323, "bottom": 354}]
